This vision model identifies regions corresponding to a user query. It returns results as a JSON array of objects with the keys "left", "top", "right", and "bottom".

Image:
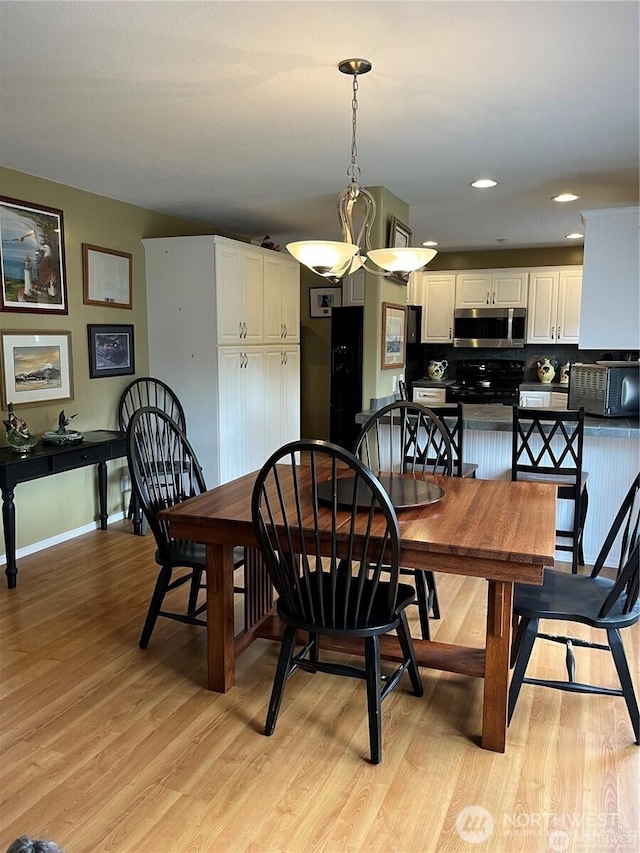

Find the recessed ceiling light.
[
  {"left": 553, "top": 193, "right": 581, "bottom": 203},
  {"left": 470, "top": 178, "right": 498, "bottom": 189},
  {"left": 422, "top": 240, "right": 438, "bottom": 247},
  {"left": 565, "top": 232, "right": 584, "bottom": 240}
]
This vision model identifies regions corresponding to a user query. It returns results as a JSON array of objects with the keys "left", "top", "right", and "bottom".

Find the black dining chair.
[
  {"left": 353, "top": 401, "right": 453, "bottom": 641},
  {"left": 426, "top": 403, "right": 479, "bottom": 479},
  {"left": 118, "top": 377, "right": 187, "bottom": 535},
  {"left": 127, "top": 406, "right": 243, "bottom": 649},
  {"left": 512, "top": 406, "right": 589, "bottom": 573},
  {"left": 508, "top": 473, "right": 640, "bottom": 744},
  {"left": 251, "top": 439, "right": 423, "bottom": 764}
]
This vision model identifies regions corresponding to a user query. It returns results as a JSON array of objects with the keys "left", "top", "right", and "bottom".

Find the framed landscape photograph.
[
  {"left": 82, "top": 243, "right": 133, "bottom": 309},
  {"left": 87, "top": 324, "right": 135, "bottom": 379},
  {"left": 309, "top": 286, "right": 342, "bottom": 318},
  {"left": 381, "top": 302, "right": 407, "bottom": 370},
  {"left": 0, "top": 330, "right": 73, "bottom": 407},
  {"left": 0, "top": 196, "right": 67, "bottom": 314}
]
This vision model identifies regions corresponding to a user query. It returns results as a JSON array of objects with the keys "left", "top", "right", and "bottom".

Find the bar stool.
[{"left": 511, "top": 406, "right": 589, "bottom": 573}]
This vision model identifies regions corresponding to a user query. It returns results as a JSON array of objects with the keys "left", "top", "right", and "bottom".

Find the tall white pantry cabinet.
[{"left": 142, "top": 235, "right": 301, "bottom": 486}]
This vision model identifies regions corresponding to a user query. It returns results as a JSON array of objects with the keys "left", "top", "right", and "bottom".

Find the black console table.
[{"left": 0, "top": 430, "right": 127, "bottom": 589}]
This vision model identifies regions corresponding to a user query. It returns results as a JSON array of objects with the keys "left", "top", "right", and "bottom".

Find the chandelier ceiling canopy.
[{"left": 287, "top": 59, "right": 437, "bottom": 284}]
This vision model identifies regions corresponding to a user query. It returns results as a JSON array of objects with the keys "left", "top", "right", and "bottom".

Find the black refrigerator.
[{"left": 330, "top": 306, "right": 364, "bottom": 449}]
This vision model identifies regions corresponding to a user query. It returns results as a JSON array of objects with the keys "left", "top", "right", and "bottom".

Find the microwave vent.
[{"left": 573, "top": 366, "right": 606, "bottom": 398}]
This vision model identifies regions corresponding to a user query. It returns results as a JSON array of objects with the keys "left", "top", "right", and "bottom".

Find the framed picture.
[
  {"left": 309, "top": 286, "right": 342, "bottom": 318},
  {"left": 0, "top": 330, "right": 73, "bottom": 408},
  {"left": 82, "top": 243, "right": 132, "bottom": 309},
  {"left": 0, "top": 196, "right": 67, "bottom": 314},
  {"left": 388, "top": 216, "right": 412, "bottom": 249},
  {"left": 381, "top": 302, "right": 407, "bottom": 370},
  {"left": 87, "top": 324, "right": 135, "bottom": 379}
]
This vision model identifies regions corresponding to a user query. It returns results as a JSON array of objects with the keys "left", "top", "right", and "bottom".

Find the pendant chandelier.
[{"left": 287, "top": 58, "right": 437, "bottom": 284}]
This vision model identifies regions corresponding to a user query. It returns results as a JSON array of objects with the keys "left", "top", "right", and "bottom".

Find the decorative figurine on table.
[
  {"left": 3, "top": 403, "right": 38, "bottom": 454},
  {"left": 41, "top": 410, "right": 84, "bottom": 446}
]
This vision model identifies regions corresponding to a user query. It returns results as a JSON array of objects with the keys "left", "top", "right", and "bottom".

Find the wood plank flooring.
[{"left": 1, "top": 522, "right": 638, "bottom": 852}]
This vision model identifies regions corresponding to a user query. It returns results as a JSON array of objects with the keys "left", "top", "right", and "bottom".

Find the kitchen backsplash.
[{"left": 413, "top": 344, "right": 639, "bottom": 383}]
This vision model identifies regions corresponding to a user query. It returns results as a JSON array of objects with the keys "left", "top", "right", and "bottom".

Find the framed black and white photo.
[
  {"left": 309, "top": 286, "right": 342, "bottom": 318},
  {"left": 381, "top": 302, "right": 407, "bottom": 370},
  {"left": 388, "top": 216, "right": 412, "bottom": 249},
  {"left": 0, "top": 196, "right": 67, "bottom": 314},
  {"left": 87, "top": 324, "right": 135, "bottom": 379},
  {"left": 0, "top": 330, "right": 73, "bottom": 407},
  {"left": 82, "top": 243, "right": 132, "bottom": 309}
]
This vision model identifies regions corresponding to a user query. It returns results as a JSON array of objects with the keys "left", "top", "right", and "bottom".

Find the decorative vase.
[
  {"left": 560, "top": 363, "right": 570, "bottom": 386},
  {"left": 537, "top": 357, "right": 556, "bottom": 384},
  {"left": 427, "top": 359, "right": 448, "bottom": 380}
]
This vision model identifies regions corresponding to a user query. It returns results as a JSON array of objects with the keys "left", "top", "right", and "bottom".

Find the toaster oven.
[{"left": 569, "top": 363, "right": 639, "bottom": 417}]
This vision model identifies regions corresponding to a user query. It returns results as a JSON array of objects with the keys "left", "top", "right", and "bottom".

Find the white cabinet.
[
  {"left": 413, "top": 387, "right": 447, "bottom": 405},
  {"left": 519, "top": 390, "right": 551, "bottom": 408},
  {"left": 455, "top": 269, "right": 528, "bottom": 308},
  {"left": 343, "top": 268, "right": 365, "bottom": 306},
  {"left": 519, "top": 390, "right": 568, "bottom": 409},
  {"left": 264, "top": 346, "right": 301, "bottom": 457},
  {"left": 527, "top": 267, "right": 582, "bottom": 344},
  {"left": 216, "top": 241, "right": 264, "bottom": 345},
  {"left": 406, "top": 271, "right": 424, "bottom": 306},
  {"left": 143, "top": 235, "right": 301, "bottom": 486},
  {"left": 420, "top": 274, "right": 456, "bottom": 343},
  {"left": 264, "top": 254, "right": 300, "bottom": 343}
]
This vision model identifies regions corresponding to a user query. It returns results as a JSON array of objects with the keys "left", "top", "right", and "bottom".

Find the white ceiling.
[{"left": 1, "top": 1, "right": 638, "bottom": 253}]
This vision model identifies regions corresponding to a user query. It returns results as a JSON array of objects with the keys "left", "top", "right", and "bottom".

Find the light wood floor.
[{"left": 1, "top": 522, "right": 638, "bottom": 853}]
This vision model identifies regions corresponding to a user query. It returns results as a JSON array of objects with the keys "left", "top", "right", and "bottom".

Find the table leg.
[
  {"left": 481, "top": 580, "right": 514, "bottom": 752},
  {"left": 2, "top": 485, "right": 17, "bottom": 589},
  {"left": 97, "top": 461, "right": 108, "bottom": 530},
  {"left": 206, "top": 543, "right": 236, "bottom": 692}
]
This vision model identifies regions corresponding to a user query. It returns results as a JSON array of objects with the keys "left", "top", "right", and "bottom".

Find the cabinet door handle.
[
  {"left": 238, "top": 322, "right": 242, "bottom": 339},
  {"left": 492, "top": 293, "right": 495, "bottom": 305},
  {"left": 284, "top": 352, "right": 288, "bottom": 365},
  {"left": 449, "top": 327, "right": 452, "bottom": 340},
  {"left": 244, "top": 322, "right": 248, "bottom": 338},
  {"left": 557, "top": 326, "right": 561, "bottom": 339},
  {"left": 551, "top": 326, "right": 555, "bottom": 340},
  {"left": 283, "top": 323, "right": 287, "bottom": 338},
  {"left": 486, "top": 292, "right": 490, "bottom": 305}
]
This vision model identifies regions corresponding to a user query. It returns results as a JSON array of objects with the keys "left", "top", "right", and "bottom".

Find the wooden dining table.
[{"left": 159, "top": 468, "right": 557, "bottom": 752}]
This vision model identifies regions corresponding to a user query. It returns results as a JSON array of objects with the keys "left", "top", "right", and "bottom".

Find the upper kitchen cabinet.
[
  {"left": 455, "top": 269, "right": 528, "bottom": 308},
  {"left": 580, "top": 207, "right": 640, "bottom": 350},
  {"left": 406, "top": 270, "right": 424, "bottom": 306},
  {"left": 215, "top": 239, "right": 265, "bottom": 344},
  {"left": 263, "top": 253, "right": 300, "bottom": 343},
  {"left": 421, "top": 273, "right": 456, "bottom": 343},
  {"left": 527, "top": 267, "right": 582, "bottom": 344}
]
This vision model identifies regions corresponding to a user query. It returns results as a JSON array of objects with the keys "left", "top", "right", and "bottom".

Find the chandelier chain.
[{"left": 347, "top": 73, "right": 361, "bottom": 186}]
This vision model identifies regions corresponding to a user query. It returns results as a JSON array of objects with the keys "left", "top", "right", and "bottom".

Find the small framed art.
[
  {"left": 82, "top": 244, "right": 132, "bottom": 309},
  {"left": 309, "top": 286, "right": 342, "bottom": 318},
  {"left": 0, "top": 330, "right": 73, "bottom": 407},
  {"left": 87, "top": 324, "right": 135, "bottom": 379},
  {"left": 381, "top": 302, "right": 407, "bottom": 370}
]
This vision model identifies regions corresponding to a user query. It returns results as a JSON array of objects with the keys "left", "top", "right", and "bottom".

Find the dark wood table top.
[{"left": 160, "top": 469, "right": 557, "bottom": 584}]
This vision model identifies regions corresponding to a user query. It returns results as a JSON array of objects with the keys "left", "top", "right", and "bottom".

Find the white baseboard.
[{"left": 0, "top": 511, "right": 126, "bottom": 566}]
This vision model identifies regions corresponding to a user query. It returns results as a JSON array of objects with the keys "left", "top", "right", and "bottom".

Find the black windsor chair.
[
  {"left": 118, "top": 377, "right": 187, "bottom": 535},
  {"left": 353, "top": 401, "right": 454, "bottom": 641},
  {"left": 127, "top": 406, "right": 243, "bottom": 649},
  {"left": 511, "top": 406, "right": 589, "bottom": 573},
  {"left": 508, "top": 473, "right": 640, "bottom": 744},
  {"left": 251, "top": 439, "right": 424, "bottom": 764}
]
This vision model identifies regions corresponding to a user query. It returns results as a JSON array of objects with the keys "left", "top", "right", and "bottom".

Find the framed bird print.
[{"left": 0, "top": 196, "right": 68, "bottom": 314}]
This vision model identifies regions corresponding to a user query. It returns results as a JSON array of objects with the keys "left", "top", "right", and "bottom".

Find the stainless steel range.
[{"left": 446, "top": 359, "right": 525, "bottom": 405}]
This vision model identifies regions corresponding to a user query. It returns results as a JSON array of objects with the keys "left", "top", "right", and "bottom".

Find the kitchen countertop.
[
  {"left": 356, "top": 403, "right": 639, "bottom": 438},
  {"left": 411, "top": 379, "right": 456, "bottom": 388},
  {"left": 519, "top": 383, "right": 568, "bottom": 392}
]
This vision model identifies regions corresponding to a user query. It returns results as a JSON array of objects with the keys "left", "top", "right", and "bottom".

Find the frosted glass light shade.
[
  {"left": 367, "top": 247, "right": 437, "bottom": 274},
  {"left": 286, "top": 241, "right": 359, "bottom": 279}
]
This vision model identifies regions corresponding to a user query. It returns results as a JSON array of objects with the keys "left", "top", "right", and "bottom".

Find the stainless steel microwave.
[
  {"left": 453, "top": 307, "right": 526, "bottom": 348},
  {"left": 569, "top": 363, "right": 639, "bottom": 417}
]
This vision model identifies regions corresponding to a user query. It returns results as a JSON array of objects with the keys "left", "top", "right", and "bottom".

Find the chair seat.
[
  {"left": 277, "top": 572, "right": 417, "bottom": 636},
  {"left": 158, "top": 541, "right": 244, "bottom": 570},
  {"left": 515, "top": 570, "right": 640, "bottom": 629},
  {"left": 516, "top": 470, "right": 589, "bottom": 490}
]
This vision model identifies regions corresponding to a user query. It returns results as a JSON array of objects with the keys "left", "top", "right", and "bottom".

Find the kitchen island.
[{"left": 356, "top": 401, "right": 639, "bottom": 566}]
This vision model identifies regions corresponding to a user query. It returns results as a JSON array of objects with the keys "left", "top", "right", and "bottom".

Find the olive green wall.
[{"left": 0, "top": 166, "right": 241, "bottom": 558}]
